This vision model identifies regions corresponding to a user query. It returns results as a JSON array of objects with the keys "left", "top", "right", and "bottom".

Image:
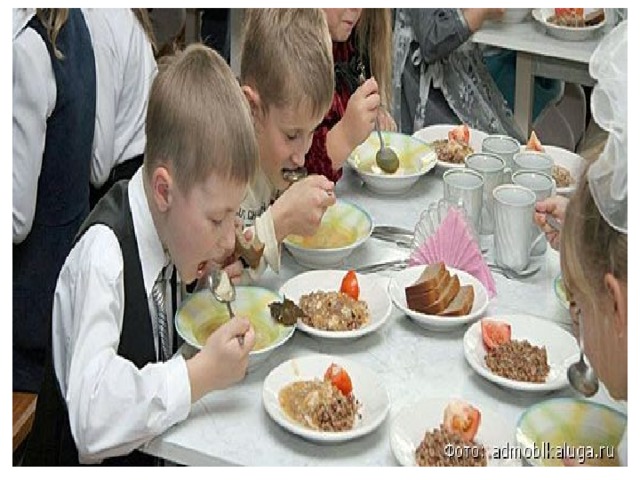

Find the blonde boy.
[
  {"left": 234, "top": 9, "right": 336, "bottom": 278},
  {"left": 25, "top": 45, "right": 258, "bottom": 465}
]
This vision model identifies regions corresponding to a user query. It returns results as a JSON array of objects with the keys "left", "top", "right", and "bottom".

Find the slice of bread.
[
  {"left": 404, "top": 262, "right": 446, "bottom": 298},
  {"left": 234, "top": 227, "right": 265, "bottom": 269},
  {"left": 422, "top": 274, "right": 461, "bottom": 315},
  {"left": 405, "top": 269, "right": 451, "bottom": 307},
  {"left": 439, "top": 285, "right": 475, "bottom": 317}
]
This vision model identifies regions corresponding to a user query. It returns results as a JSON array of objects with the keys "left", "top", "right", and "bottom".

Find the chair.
[{"left": 13, "top": 392, "right": 37, "bottom": 453}]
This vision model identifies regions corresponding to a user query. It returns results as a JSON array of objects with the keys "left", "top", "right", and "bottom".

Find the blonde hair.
[
  {"left": 560, "top": 174, "right": 627, "bottom": 314},
  {"left": 132, "top": 8, "right": 157, "bottom": 55},
  {"left": 240, "top": 9, "right": 334, "bottom": 118},
  {"left": 355, "top": 9, "right": 392, "bottom": 108},
  {"left": 145, "top": 43, "right": 257, "bottom": 192},
  {"left": 35, "top": 9, "right": 69, "bottom": 60}
]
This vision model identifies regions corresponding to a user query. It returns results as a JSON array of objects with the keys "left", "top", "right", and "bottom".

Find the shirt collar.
[
  {"left": 13, "top": 8, "right": 36, "bottom": 40},
  {"left": 129, "top": 167, "right": 170, "bottom": 296}
]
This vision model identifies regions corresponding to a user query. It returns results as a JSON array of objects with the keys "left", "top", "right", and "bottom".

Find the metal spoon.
[
  {"left": 196, "top": 266, "right": 243, "bottom": 345},
  {"left": 374, "top": 117, "right": 400, "bottom": 174},
  {"left": 282, "top": 167, "right": 308, "bottom": 183},
  {"left": 567, "top": 312, "right": 599, "bottom": 397}
]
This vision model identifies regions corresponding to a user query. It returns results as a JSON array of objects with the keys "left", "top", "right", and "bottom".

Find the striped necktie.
[{"left": 152, "top": 265, "right": 171, "bottom": 362}]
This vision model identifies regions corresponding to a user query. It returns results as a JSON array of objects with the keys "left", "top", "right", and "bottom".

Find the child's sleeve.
[
  {"left": 242, "top": 207, "right": 280, "bottom": 281},
  {"left": 306, "top": 122, "right": 343, "bottom": 182}
]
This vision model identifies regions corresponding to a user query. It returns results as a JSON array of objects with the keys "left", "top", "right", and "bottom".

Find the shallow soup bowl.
[
  {"left": 175, "top": 287, "right": 295, "bottom": 370},
  {"left": 283, "top": 200, "right": 373, "bottom": 269},
  {"left": 347, "top": 132, "right": 437, "bottom": 195}
]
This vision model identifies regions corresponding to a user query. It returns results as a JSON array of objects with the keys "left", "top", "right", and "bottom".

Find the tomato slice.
[
  {"left": 555, "top": 8, "right": 584, "bottom": 18},
  {"left": 481, "top": 318, "right": 511, "bottom": 351},
  {"left": 525, "top": 130, "right": 544, "bottom": 152},
  {"left": 340, "top": 270, "right": 360, "bottom": 300},
  {"left": 443, "top": 400, "right": 482, "bottom": 442},
  {"left": 448, "top": 124, "right": 470, "bottom": 144},
  {"left": 324, "top": 363, "right": 353, "bottom": 395}
]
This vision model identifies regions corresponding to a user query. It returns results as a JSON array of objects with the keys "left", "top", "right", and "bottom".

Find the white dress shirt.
[
  {"left": 52, "top": 169, "right": 191, "bottom": 464},
  {"left": 12, "top": 8, "right": 56, "bottom": 243},
  {"left": 82, "top": 9, "right": 157, "bottom": 188}
]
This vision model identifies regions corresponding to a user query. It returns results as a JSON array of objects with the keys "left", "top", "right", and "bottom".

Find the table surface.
[
  {"left": 142, "top": 165, "right": 624, "bottom": 466},
  {"left": 471, "top": 15, "right": 606, "bottom": 65}
]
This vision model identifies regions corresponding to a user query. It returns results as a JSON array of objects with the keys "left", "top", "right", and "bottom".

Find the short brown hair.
[
  {"left": 240, "top": 9, "right": 334, "bottom": 118},
  {"left": 560, "top": 174, "right": 627, "bottom": 313},
  {"left": 145, "top": 43, "right": 257, "bottom": 192}
]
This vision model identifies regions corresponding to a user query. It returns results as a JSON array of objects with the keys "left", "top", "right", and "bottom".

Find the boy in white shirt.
[{"left": 24, "top": 44, "right": 258, "bottom": 465}]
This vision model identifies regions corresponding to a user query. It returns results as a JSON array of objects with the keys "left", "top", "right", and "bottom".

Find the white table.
[
  {"left": 471, "top": 17, "right": 607, "bottom": 136},
  {"left": 141, "top": 166, "right": 623, "bottom": 465}
]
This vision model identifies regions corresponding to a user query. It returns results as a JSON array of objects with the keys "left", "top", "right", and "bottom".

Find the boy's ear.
[
  {"left": 151, "top": 165, "right": 173, "bottom": 213},
  {"left": 604, "top": 273, "right": 627, "bottom": 340},
  {"left": 241, "top": 85, "right": 263, "bottom": 121}
]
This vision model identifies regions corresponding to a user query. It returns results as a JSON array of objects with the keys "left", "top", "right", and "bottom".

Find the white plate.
[
  {"left": 532, "top": 8, "right": 607, "bottom": 42},
  {"left": 463, "top": 314, "right": 580, "bottom": 392},
  {"left": 388, "top": 265, "right": 489, "bottom": 331},
  {"left": 412, "top": 124, "right": 489, "bottom": 171},
  {"left": 262, "top": 354, "right": 390, "bottom": 443},
  {"left": 279, "top": 270, "right": 392, "bottom": 339},
  {"left": 390, "top": 396, "right": 518, "bottom": 466},
  {"left": 522, "top": 144, "right": 586, "bottom": 195}
]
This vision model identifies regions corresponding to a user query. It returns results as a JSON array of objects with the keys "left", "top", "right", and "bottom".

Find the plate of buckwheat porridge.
[
  {"left": 463, "top": 315, "right": 580, "bottom": 393},
  {"left": 390, "top": 396, "right": 519, "bottom": 467}
]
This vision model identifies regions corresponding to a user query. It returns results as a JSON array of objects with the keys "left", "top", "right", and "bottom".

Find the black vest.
[
  {"left": 24, "top": 181, "right": 160, "bottom": 465},
  {"left": 13, "top": 9, "right": 96, "bottom": 393}
]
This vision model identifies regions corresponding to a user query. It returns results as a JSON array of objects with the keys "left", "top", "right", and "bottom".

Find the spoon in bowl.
[
  {"left": 374, "top": 117, "right": 400, "bottom": 174},
  {"left": 196, "top": 266, "right": 243, "bottom": 345},
  {"left": 567, "top": 312, "right": 599, "bottom": 397}
]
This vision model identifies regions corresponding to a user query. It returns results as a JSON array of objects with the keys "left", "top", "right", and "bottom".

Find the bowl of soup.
[
  {"left": 175, "top": 287, "right": 295, "bottom": 370},
  {"left": 283, "top": 200, "right": 373, "bottom": 268},
  {"left": 347, "top": 132, "right": 437, "bottom": 195},
  {"left": 516, "top": 398, "right": 626, "bottom": 466}
]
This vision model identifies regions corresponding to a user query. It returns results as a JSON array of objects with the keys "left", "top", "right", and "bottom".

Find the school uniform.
[
  {"left": 13, "top": 8, "right": 96, "bottom": 393},
  {"left": 24, "top": 169, "right": 191, "bottom": 465},
  {"left": 82, "top": 9, "right": 157, "bottom": 207}
]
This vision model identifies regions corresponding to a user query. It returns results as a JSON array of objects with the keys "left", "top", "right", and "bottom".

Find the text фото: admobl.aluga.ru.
[{"left": 444, "top": 441, "right": 616, "bottom": 464}]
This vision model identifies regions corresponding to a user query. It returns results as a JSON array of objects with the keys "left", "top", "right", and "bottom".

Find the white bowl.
[
  {"left": 390, "top": 396, "right": 519, "bottom": 466},
  {"left": 262, "top": 354, "right": 390, "bottom": 443},
  {"left": 174, "top": 288, "right": 295, "bottom": 370},
  {"left": 412, "top": 124, "right": 489, "bottom": 171},
  {"left": 532, "top": 8, "right": 607, "bottom": 42},
  {"left": 516, "top": 398, "right": 626, "bottom": 466},
  {"left": 283, "top": 200, "right": 373, "bottom": 269},
  {"left": 347, "top": 132, "right": 437, "bottom": 195},
  {"left": 463, "top": 314, "right": 580, "bottom": 393},
  {"left": 388, "top": 265, "right": 489, "bottom": 332},
  {"left": 279, "top": 270, "right": 392, "bottom": 339}
]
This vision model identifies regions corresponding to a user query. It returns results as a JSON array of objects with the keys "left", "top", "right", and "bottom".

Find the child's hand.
[
  {"left": 534, "top": 195, "right": 568, "bottom": 251},
  {"left": 272, "top": 175, "right": 336, "bottom": 241},
  {"left": 341, "top": 77, "right": 380, "bottom": 149},
  {"left": 187, "top": 317, "right": 256, "bottom": 401}
]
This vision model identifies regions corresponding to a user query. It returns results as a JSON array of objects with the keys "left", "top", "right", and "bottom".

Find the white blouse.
[{"left": 82, "top": 9, "right": 157, "bottom": 188}]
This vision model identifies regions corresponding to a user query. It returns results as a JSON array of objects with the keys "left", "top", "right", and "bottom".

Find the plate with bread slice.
[
  {"left": 388, "top": 263, "right": 489, "bottom": 331},
  {"left": 279, "top": 269, "right": 392, "bottom": 339}
]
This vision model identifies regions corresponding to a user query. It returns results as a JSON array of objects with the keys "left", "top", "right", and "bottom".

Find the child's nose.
[{"left": 222, "top": 223, "right": 236, "bottom": 254}]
